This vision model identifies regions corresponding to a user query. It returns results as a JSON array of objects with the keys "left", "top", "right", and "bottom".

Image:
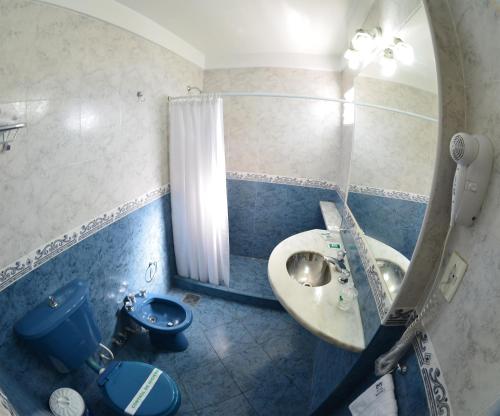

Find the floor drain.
[{"left": 182, "top": 293, "right": 201, "bottom": 306}]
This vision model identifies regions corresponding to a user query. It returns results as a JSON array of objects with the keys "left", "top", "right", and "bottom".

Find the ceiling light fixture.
[
  {"left": 344, "top": 48, "right": 363, "bottom": 70},
  {"left": 351, "top": 28, "right": 381, "bottom": 54},
  {"left": 343, "top": 28, "right": 413, "bottom": 76},
  {"left": 393, "top": 38, "right": 415, "bottom": 65},
  {"left": 380, "top": 48, "right": 397, "bottom": 77}
]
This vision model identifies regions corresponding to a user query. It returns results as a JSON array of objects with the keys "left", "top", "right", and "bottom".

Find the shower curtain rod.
[{"left": 168, "top": 91, "right": 438, "bottom": 123}]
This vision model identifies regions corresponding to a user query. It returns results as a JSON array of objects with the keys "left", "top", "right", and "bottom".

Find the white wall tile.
[
  {"left": 0, "top": 0, "right": 202, "bottom": 270},
  {"left": 204, "top": 67, "right": 343, "bottom": 182}
]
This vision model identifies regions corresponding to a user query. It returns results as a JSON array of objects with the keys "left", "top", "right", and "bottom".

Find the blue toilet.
[{"left": 14, "top": 279, "right": 181, "bottom": 416}]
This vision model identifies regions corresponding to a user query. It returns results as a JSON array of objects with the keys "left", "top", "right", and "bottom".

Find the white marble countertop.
[{"left": 268, "top": 229, "right": 365, "bottom": 352}]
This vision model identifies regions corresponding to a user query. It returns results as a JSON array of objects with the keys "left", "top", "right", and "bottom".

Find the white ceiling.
[{"left": 115, "top": 0, "right": 375, "bottom": 70}]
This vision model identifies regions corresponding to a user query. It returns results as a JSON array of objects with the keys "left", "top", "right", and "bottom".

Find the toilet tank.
[{"left": 14, "top": 279, "right": 101, "bottom": 373}]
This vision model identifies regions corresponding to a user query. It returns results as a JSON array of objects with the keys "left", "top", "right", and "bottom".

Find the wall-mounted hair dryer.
[
  {"left": 375, "top": 133, "right": 494, "bottom": 376},
  {"left": 450, "top": 132, "right": 494, "bottom": 226}
]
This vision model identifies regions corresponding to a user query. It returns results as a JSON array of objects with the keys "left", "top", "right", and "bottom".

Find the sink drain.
[{"left": 147, "top": 315, "right": 157, "bottom": 324}]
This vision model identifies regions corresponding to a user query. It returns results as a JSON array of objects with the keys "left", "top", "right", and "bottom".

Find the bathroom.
[{"left": 0, "top": 0, "right": 499, "bottom": 415}]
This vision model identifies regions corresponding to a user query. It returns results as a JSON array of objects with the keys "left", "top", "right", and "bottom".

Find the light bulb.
[
  {"left": 348, "top": 58, "right": 362, "bottom": 70},
  {"left": 352, "top": 29, "right": 375, "bottom": 53},
  {"left": 393, "top": 38, "right": 414, "bottom": 65},
  {"left": 344, "top": 48, "right": 362, "bottom": 70},
  {"left": 380, "top": 48, "right": 397, "bottom": 77}
]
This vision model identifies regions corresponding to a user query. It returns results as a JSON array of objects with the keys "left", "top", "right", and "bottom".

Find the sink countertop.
[{"left": 268, "top": 229, "right": 365, "bottom": 352}]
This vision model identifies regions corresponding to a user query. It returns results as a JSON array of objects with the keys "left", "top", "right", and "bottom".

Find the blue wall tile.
[
  {"left": 227, "top": 180, "right": 258, "bottom": 257},
  {"left": 0, "top": 195, "right": 175, "bottom": 414},
  {"left": 322, "top": 346, "right": 429, "bottom": 416},
  {"left": 341, "top": 229, "right": 380, "bottom": 344},
  {"left": 309, "top": 340, "right": 360, "bottom": 412},
  {"left": 227, "top": 180, "right": 340, "bottom": 259},
  {"left": 347, "top": 193, "right": 427, "bottom": 259}
]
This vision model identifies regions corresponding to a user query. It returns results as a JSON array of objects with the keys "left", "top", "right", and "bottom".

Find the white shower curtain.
[{"left": 169, "top": 95, "right": 230, "bottom": 286}]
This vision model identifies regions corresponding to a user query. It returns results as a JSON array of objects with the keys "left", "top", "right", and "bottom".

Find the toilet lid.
[{"left": 98, "top": 361, "right": 180, "bottom": 416}]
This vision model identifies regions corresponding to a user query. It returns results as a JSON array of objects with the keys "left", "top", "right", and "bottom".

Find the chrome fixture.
[
  {"left": 396, "top": 363, "right": 408, "bottom": 375},
  {"left": 168, "top": 91, "right": 437, "bottom": 122},
  {"left": 323, "top": 255, "right": 346, "bottom": 271},
  {"left": 187, "top": 85, "right": 202, "bottom": 95},
  {"left": 144, "top": 261, "right": 157, "bottom": 283},
  {"left": 98, "top": 343, "right": 114, "bottom": 363},
  {"left": 48, "top": 295, "right": 59, "bottom": 308},
  {"left": 139, "top": 289, "right": 146, "bottom": 297},
  {"left": 124, "top": 294, "right": 136, "bottom": 311},
  {"left": 0, "top": 122, "right": 25, "bottom": 152},
  {"left": 324, "top": 254, "right": 351, "bottom": 284},
  {"left": 338, "top": 270, "right": 351, "bottom": 285},
  {"left": 286, "top": 251, "right": 332, "bottom": 288},
  {"left": 336, "top": 249, "right": 347, "bottom": 261}
]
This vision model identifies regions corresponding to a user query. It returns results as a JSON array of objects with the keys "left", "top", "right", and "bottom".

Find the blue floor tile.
[
  {"left": 193, "top": 297, "right": 241, "bottom": 330},
  {"left": 221, "top": 345, "right": 275, "bottom": 392},
  {"left": 242, "top": 308, "right": 297, "bottom": 344},
  {"left": 177, "top": 379, "right": 196, "bottom": 414},
  {"left": 243, "top": 371, "right": 309, "bottom": 416},
  {"left": 179, "top": 360, "right": 242, "bottom": 409},
  {"left": 260, "top": 326, "right": 318, "bottom": 360},
  {"left": 205, "top": 321, "right": 259, "bottom": 358},
  {"left": 197, "top": 394, "right": 258, "bottom": 416},
  {"left": 171, "top": 330, "right": 220, "bottom": 374}
]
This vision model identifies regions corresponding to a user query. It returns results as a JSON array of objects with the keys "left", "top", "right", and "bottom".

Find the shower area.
[{"left": 169, "top": 71, "right": 347, "bottom": 306}]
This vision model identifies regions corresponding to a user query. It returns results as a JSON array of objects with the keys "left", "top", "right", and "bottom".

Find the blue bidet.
[{"left": 124, "top": 293, "right": 193, "bottom": 351}]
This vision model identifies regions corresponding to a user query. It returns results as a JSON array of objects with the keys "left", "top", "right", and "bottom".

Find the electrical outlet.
[{"left": 439, "top": 251, "right": 468, "bottom": 302}]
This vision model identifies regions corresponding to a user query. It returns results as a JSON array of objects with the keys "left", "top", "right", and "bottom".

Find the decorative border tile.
[
  {"left": 384, "top": 307, "right": 416, "bottom": 326},
  {"left": 227, "top": 171, "right": 339, "bottom": 192},
  {"left": 414, "top": 331, "right": 453, "bottom": 416},
  {"left": 0, "top": 185, "right": 170, "bottom": 293},
  {"left": 343, "top": 207, "right": 392, "bottom": 321},
  {"left": 349, "top": 184, "right": 430, "bottom": 203}
]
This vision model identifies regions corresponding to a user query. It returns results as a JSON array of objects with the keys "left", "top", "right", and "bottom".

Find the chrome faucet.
[{"left": 324, "top": 250, "right": 351, "bottom": 284}]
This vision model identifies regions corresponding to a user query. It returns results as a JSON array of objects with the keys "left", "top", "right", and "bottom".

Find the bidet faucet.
[{"left": 124, "top": 294, "right": 136, "bottom": 311}]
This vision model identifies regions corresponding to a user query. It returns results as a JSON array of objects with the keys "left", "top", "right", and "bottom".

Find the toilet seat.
[{"left": 98, "top": 361, "right": 181, "bottom": 416}]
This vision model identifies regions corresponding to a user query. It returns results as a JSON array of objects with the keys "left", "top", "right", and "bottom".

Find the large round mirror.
[{"left": 339, "top": 1, "right": 438, "bottom": 332}]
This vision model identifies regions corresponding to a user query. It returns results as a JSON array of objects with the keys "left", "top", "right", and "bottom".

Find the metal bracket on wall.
[{"left": 0, "top": 123, "right": 26, "bottom": 152}]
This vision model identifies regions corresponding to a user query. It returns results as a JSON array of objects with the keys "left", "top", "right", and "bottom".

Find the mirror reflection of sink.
[
  {"left": 376, "top": 259, "right": 405, "bottom": 299},
  {"left": 286, "top": 251, "right": 332, "bottom": 287}
]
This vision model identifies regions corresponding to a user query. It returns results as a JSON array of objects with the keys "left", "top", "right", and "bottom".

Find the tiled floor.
[
  {"left": 229, "top": 255, "right": 274, "bottom": 298},
  {"left": 83, "top": 289, "right": 317, "bottom": 415}
]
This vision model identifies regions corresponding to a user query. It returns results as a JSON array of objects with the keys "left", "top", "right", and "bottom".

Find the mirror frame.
[{"left": 385, "top": 0, "right": 466, "bottom": 323}]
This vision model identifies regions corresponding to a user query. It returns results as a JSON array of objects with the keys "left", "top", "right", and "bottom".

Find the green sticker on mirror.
[{"left": 329, "top": 243, "right": 341, "bottom": 249}]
